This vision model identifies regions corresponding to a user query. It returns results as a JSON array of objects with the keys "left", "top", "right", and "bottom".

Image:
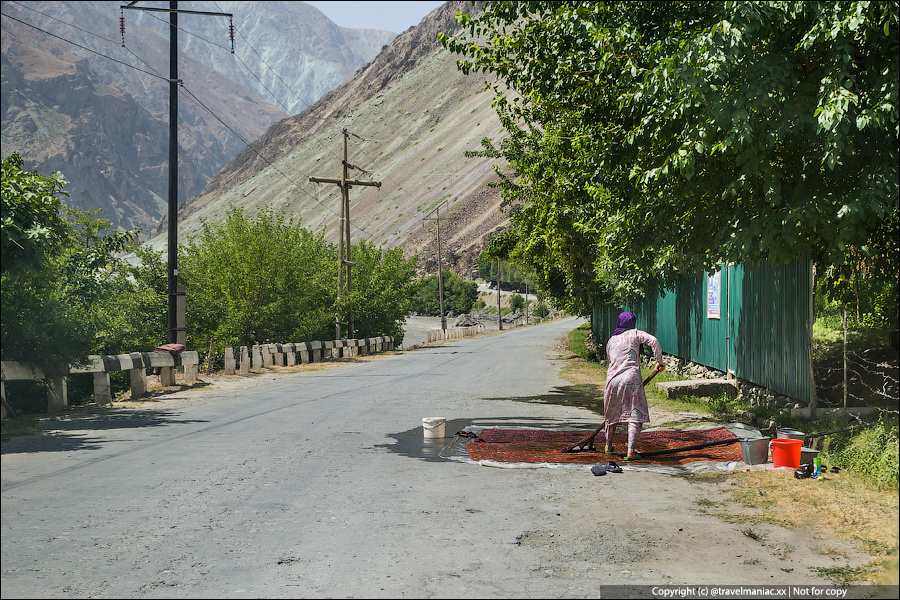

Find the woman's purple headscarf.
[{"left": 611, "top": 311, "right": 636, "bottom": 337}]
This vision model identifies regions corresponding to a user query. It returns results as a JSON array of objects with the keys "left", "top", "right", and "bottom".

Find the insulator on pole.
[
  {"left": 120, "top": 10, "right": 125, "bottom": 47},
  {"left": 229, "top": 18, "right": 235, "bottom": 53}
]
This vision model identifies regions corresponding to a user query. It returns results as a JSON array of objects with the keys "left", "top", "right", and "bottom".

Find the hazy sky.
[{"left": 304, "top": 1, "right": 447, "bottom": 34}]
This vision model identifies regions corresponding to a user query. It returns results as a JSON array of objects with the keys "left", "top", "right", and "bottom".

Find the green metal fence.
[{"left": 593, "top": 259, "right": 813, "bottom": 404}]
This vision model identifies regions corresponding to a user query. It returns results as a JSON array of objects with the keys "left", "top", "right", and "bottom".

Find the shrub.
[
  {"left": 827, "top": 418, "right": 899, "bottom": 489},
  {"left": 510, "top": 293, "right": 525, "bottom": 311}
]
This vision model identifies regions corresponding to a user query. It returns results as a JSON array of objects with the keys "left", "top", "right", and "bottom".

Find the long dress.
[{"left": 604, "top": 329, "right": 663, "bottom": 425}]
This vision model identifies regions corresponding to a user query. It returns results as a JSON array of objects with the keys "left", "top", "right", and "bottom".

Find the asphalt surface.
[
  {"left": 1, "top": 317, "right": 875, "bottom": 598},
  {"left": 1, "top": 318, "right": 598, "bottom": 598}
]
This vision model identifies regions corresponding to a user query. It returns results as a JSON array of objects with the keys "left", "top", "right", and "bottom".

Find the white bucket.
[{"left": 422, "top": 417, "right": 446, "bottom": 439}]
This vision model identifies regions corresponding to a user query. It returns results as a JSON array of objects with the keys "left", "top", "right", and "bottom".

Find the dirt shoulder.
[{"left": 543, "top": 346, "right": 898, "bottom": 589}]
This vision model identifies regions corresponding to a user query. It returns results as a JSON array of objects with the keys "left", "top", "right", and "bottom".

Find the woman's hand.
[{"left": 656, "top": 361, "right": 666, "bottom": 372}]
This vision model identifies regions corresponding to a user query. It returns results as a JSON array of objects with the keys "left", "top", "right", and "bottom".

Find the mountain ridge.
[
  {"left": 1, "top": 0, "right": 395, "bottom": 231},
  {"left": 152, "top": 0, "right": 507, "bottom": 277}
]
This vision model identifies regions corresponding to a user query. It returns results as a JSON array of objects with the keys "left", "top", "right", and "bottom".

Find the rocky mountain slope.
[
  {"left": 1, "top": 1, "right": 394, "bottom": 231},
  {"left": 148, "top": 0, "right": 508, "bottom": 277}
]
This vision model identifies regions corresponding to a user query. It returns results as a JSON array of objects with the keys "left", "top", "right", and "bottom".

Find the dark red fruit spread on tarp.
[{"left": 465, "top": 426, "right": 743, "bottom": 464}]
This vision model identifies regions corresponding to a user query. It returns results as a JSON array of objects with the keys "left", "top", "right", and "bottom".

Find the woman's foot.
[
  {"left": 624, "top": 450, "right": 641, "bottom": 460},
  {"left": 604, "top": 445, "right": 614, "bottom": 454}
]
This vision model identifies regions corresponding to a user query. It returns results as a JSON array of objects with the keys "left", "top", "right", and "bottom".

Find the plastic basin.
[{"left": 771, "top": 438, "right": 802, "bottom": 468}]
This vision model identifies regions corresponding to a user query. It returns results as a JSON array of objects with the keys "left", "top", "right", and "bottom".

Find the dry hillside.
[
  {"left": 147, "top": 1, "right": 507, "bottom": 277},
  {"left": 1, "top": 1, "right": 394, "bottom": 232}
]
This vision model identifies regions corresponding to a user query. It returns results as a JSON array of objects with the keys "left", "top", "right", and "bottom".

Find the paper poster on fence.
[{"left": 707, "top": 270, "right": 721, "bottom": 319}]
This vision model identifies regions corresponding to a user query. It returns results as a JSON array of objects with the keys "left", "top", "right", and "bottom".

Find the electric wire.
[
  {"left": 5, "top": 1, "right": 345, "bottom": 175},
  {"left": 129, "top": 3, "right": 484, "bottom": 227},
  {"left": 138, "top": 8, "right": 296, "bottom": 117},
  {"left": 0, "top": 11, "right": 167, "bottom": 82},
  {"left": 178, "top": 84, "right": 378, "bottom": 240},
  {"left": 1, "top": 4, "right": 382, "bottom": 240},
  {"left": 147, "top": 3, "right": 355, "bottom": 178},
  {"left": 210, "top": 1, "right": 315, "bottom": 112}
]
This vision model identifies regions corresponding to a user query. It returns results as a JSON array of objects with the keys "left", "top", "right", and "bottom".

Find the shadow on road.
[
  {"left": 483, "top": 384, "right": 605, "bottom": 416},
  {"left": 1, "top": 408, "right": 208, "bottom": 455}
]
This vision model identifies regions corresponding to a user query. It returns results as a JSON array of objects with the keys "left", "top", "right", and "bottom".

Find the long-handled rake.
[{"left": 562, "top": 364, "right": 664, "bottom": 453}]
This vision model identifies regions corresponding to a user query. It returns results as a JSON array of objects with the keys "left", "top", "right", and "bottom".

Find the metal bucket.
[
  {"left": 740, "top": 437, "right": 771, "bottom": 465},
  {"left": 800, "top": 447, "right": 819, "bottom": 465},
  {"left": 776, "top": 428, "right": 806, "bottom": 441}
]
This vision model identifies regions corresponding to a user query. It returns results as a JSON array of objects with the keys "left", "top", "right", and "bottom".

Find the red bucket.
[{"left": 771, "top": 438, "right": 802, "bottom": 469}]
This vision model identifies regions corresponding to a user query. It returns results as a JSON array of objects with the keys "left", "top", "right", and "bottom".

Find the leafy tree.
[
  {"left": 180, "top": 206, "right": 416, "bottom": 349},
  {"left": 510, "top": 293, "right": 525, "bottom": 311},
  {"left": 411, "top": 271, "right": 479, "bottom": 316},
  {"left": 445, "top": 271, "right": 480, "bottom": 314},
  {"left": 1, "top": 155, "right": 143, "bottom": 374},
  {"left": 1, "top": 153, "right": 70, "bottom": 273},
  {"left": 179, "top": 207, "right": 336, "bottom": 348},
  {"left": 533, "top": 301, "right": 551, "bottom": 319},
  {"left": 441, "top": 1, "right": 899, "bottom": 309},
  {"left": 477, "top": 251, "right": 534, "bottom": 291},
  {"left": 344, "top": 240, "right": 418, "bottom": 344},
  {"left": 91, "top": 245, "right": 168, "bottom": 356}
]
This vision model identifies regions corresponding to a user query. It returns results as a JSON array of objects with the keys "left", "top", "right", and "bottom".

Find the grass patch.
[
  {"left": 567, "top": 323, "right": 595, "bottom": 361},
  {"left": 809, "top": 565, "right": 879, "bottom": 586},
  {"left": 741, "top": 527, "right": 769, "bottom": 542},
  {"left": 718, "top": 468, "right": 899, "bottom": 583},
  {"left": 826, "top": 417, "right": 899, "bottom": 489},
  {"left": 812, "top": 296, "right": 895, "bottom": 359}
]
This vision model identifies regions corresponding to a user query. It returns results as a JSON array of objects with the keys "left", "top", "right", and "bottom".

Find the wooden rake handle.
[
  {"left": 642, "top": 363, "right": 664, "bottom": 386},
  {"left": 562, "top": 364, "right": 664, "bottom": 453}
]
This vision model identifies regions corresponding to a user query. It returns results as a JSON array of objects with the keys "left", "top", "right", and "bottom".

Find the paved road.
[
  {"left": 1, "top": 317, "right": 865, "bottom": 598},
  {"left": 1, "top": 318, "right": 598, "bottom": 598}
]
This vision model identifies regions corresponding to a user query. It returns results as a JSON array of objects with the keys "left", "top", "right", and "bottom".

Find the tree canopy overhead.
[{"left": 441, "top": 1, "right": 899, "bottom": 310}]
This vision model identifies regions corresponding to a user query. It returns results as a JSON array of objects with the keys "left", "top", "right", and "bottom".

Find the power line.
[
  {"left": 211, "top": 1, "right": 315, "bottom": 113},
  {"left": 1, "top": 6, "right": 379, "bottom": 241},
  {"left": 0, "top": 11, "right": 167, "bottom": 82},
  {"left": 8, "top": 0, "right": 119, "bottom": 44},
  {"left": 5, "top": 1, "right": 458, "bottom": 207},
  {"left": 123, "top": 4, "right": 350, "bottom": 190},
  {"left": 19, "top": 0, "right": 488, "bottom": 250},
  {"left": 8, "top": 0, "right": 344, "bottom": 167},
  {"left": 179, "top": 84, "right": 378, "bottom": 240},
  {"left": 139, "top": 7, "right": 295, "bottom": 116}
]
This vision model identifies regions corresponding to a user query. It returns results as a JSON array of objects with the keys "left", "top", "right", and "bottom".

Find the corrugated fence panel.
[
  {"left": 593, "top": 259, "right": 812, "bottom": 403},
  {"left": 731, "top": 260, "right": 812, "bottom": 403}
]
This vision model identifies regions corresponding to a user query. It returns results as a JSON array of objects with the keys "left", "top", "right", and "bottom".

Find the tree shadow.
[
  {"left": 1, "top": 405, "right": 208, "bottom": 455},
  {"left": 483, "top": 384, "right": 605, "bottom": 415}
]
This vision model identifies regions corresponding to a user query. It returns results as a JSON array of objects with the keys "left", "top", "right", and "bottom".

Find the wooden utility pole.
[
  {"left": 423, "top": 202, "right": 448, "bottom": 331},
  {"left": 309, "top": 129, "right": 381, "bottom": 339},
  {"left": 496, "top": 258, "right": 503, "bottom": 331},
  {"left": 525, "top": 281, "right": 529, "bottom": 325}
]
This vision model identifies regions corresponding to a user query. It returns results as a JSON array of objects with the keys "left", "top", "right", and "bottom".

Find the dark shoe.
[
  {"left": 606, "top": 461, "right": 623, "bottom": 473},
  {"left": 591, "top": 464, "right": 607, "bottom": 476},
  {"left": 794, "top": 463, "right": 813, "bottom": 479}
]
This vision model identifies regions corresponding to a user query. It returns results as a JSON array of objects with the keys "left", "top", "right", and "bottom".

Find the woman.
[{"left": 604, "top": 311, "right": 665, "bottom": 459}]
